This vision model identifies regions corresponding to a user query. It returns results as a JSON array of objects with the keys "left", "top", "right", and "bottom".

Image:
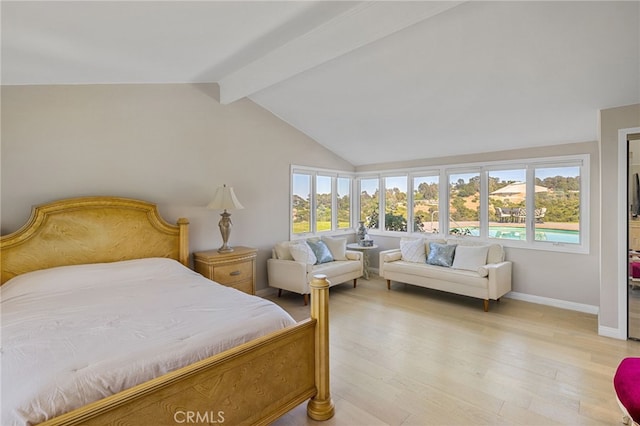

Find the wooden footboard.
[{"left": 42, "top": 321, "right": 315, "bottom": 426}]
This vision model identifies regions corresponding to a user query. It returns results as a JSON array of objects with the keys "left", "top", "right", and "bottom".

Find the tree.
[
  {"left": 366, "top": 207, "right": 408, "bottom": 232},
  {"left": 292, "top": 194, "right": 310, "bottom": 223},
  {"left": 337, "top": 194, "right": 350, "bottom": 225},
  {"left": 415, "top": 182, "right": 438, "bottom": 201}
]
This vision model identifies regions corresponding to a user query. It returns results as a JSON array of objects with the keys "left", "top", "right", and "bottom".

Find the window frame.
[
  {"left": 292, "top": 154, "right": 589, "bottom": 253},
  {"left": 290, "top": 165, "right": 355, "bottom": 239}
]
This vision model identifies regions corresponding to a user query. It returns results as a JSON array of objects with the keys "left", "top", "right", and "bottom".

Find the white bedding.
[{"left": 1, "top": 258, "right": 296, "bottom": 426}]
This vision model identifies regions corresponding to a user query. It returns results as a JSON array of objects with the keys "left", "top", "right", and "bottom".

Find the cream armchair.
[{"left": 267, "top": 238, "right": 363, "bottom": 305}]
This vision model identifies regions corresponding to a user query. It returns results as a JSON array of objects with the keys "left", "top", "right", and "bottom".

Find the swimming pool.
[{"left": 466, "top": 226, "right": 580, "bottom": 244}]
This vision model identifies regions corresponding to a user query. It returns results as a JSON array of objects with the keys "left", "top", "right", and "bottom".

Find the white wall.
[{"left": 0, "top": 83, "right": 354, "bottom": 291}]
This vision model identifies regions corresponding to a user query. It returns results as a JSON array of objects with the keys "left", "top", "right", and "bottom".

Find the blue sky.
[
  {"left": 295, "top": 167, "right": 579, "bottom": 196},
  {"left": 293, "top": 175, "right": 350, "bottom": 197}
]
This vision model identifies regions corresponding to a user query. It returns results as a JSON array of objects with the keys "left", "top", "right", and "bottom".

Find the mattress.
[{"left": 1, "top": 258, "right": 296, "bottom": 425}]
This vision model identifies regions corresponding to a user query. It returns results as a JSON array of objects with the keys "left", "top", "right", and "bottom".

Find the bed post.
[
  {"left": 177, "top": 218, "right": 189, "bottom": 266},
  {"left": 307, "top": 274, "right": 335, "bottom": 421}
]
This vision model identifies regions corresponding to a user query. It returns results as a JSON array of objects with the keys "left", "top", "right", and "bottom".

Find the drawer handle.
[{"left": 229, "top": 271, "right": 241, "bottom": 276}]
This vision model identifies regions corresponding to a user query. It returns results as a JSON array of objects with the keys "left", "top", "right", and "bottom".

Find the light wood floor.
[{"left": 267, "top": 275, "right": 639, "bottom": 426}]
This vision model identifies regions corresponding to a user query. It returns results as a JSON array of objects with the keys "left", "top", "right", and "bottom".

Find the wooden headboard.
[{"left": 0, "top": 196, "right": 189, "bottom": 284}]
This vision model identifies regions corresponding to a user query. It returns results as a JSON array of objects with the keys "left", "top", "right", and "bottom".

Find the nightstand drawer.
[
  {"left": 213, "top": 261, "right": 252, "bottom": 285},
  {"left": 228, "top": 279, "right": 253, "bottom": 294},
  {"left": 193, "top": 247, "right": 257, "bottom": 295}
]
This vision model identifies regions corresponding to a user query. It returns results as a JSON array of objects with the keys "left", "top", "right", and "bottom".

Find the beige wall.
[
  {"left": 599, "top": 104, "right": 640, "bottom": 335},
  {"left": 0, "top": 83, "right": 354, "bottom": 291},
  {"left": 358, "top": 141, "right": 601, "bottom": 310}
]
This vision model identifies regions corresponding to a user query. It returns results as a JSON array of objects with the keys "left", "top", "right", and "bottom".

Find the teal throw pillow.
[
  {"left": 426, "top": 242, "right": 457, "bottom": 267},
  {"left": 307, "top": 240, "right": 334, "bottom": 264}
]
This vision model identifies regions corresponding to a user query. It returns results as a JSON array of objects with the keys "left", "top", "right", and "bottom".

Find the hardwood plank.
[{"left": 268, "top": 275, "right": 639, "bottom": 425}]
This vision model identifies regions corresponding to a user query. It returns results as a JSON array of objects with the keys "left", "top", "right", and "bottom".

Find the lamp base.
[{"left": 218, "top": 210, "right": 234, "bottom": 253}]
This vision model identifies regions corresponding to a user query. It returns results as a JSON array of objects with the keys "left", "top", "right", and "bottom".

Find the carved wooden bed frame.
[{"left": 1, "top": 196, "right": 334, "bottom": 425}]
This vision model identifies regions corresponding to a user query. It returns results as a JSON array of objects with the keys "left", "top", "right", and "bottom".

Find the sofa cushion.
[
  {"left": 289, "top": 241, "right": 317, "bottom": 265},
  {"left": 384, "top": 261, "right": 487, "bottom": 288},
  {"left": 311, "top": 259, "right": 361, "bottom": 276},
  {"left": 486, "top": 244, "right": 505, "bottom": 264},
  {"left": 446, "top": 239, "right": 505, "bottom": 264},
  {"left": 452, "top": 245, "right": 489, "bottom": 272},
  {"left": 321, "top": 236, "right": 348, "bottom": 260},
  {"left": 427, "top": 242, "right": 457, "bottom": 267},
  {"left": 307, "top": 239, "right": 334, "bottom": 264},
  {"left": 400, "top": 238, "right": 426, "bottom": 263}
]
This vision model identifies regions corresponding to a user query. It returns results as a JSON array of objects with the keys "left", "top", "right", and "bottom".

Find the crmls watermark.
[{"left": 174, "top": 410, "right": 225, "bottom": 424}]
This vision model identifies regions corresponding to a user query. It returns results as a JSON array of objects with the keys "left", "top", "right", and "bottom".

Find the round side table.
[{"left": 346, "top": 243, "right": 379, "bottom": 280}]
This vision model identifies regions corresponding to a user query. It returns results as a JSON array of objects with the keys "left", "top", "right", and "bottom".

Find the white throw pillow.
[
  {"left": 289, "top": 241, "right": 317, "bottom": 265},
  {"left": 400, "top": 238, "right": 426, "bottom": 263},
  {"left": 274, "top": 241, "right": 293, "bottom": 260},
  {"left": 321, "top": 236, "right": 347, "bottom": 261},
  {"left": 452, "top": 245, "right": 489, "bottom": 272}
]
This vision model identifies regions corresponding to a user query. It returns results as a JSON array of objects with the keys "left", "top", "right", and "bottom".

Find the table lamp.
[{"left": 207, "top": 184, "right": 244, "bottom": 253}]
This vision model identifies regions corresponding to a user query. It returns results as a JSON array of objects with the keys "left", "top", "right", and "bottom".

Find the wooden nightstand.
[{"left": 193, "top": 246, "right": 257, "bottom": 295}]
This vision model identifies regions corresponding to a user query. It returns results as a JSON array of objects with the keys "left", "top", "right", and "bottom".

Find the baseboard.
[
  {"left": 504, "top": 291, "right": 599, "bottom": 315},
  {"left": 256, "top": 287, "right": 278, "bottom": 297},
  {"left": 598, "top": 325, "right": 627, "bottom": 340}
]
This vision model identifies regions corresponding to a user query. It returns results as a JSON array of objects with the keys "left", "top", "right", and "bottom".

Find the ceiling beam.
[{"left": 218, "top": 1, "right": 464, "bottom": 104}]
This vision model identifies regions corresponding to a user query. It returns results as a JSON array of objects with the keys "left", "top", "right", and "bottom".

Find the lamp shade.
[{"left": 207, "top": 185, "right": 244, "bottom": 210}]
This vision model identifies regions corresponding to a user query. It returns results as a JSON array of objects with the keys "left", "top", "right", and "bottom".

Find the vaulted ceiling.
[{"left": 2, "top": 1, "right": 639, "bottom": 166}]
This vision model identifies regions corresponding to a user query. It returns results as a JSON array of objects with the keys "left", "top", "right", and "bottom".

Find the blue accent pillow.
[
  {"left": 427, "top": 242, "right": 457, "bottom": 267},
  {"left": 307, "top": 240, "right": 334, "bottom": 264}
]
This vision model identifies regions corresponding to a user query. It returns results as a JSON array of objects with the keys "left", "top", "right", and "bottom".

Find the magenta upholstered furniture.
[
  {"left": 630, "top": 262, "right": 640, "bottom": 279},
  {"left": 614, "top": 357, "right": 640, "bottom": 425}
]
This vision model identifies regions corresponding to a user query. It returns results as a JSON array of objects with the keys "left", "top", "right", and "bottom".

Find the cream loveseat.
[
  {"left": 267, "top": 236, "right": 364, "bottom": 305},
  {"left": 379, "top": 238, "right": 512, "bottom": 311}
]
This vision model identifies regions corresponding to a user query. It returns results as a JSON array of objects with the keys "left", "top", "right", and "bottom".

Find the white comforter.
[{"left": 1, "top": 258, "right": 296, "bottom": 426}]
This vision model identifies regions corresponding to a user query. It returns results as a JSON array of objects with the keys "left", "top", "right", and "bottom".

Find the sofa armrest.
[
  {"left": 345, "top": 250, "right": 363, "bottom": 261},
  {"left": 267, "top": 258, "right": 309, "bottom": 294},
  {"left": 485, "top": 261, "right": 512, "bottom": 300},
  {"left": 379, "top": 249, "right": 402, "bottom": 276},
  {"left": 380, "top": 249, "right": 402, "bottom": 262}
]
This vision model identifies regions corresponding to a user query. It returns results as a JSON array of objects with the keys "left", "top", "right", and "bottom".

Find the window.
[
  {"left": 488, "top": 169, "right": 527, "bottom": 241},
  {"left": 293, "top": 154, "right": 588, "bottom": 252},
  {"left": 448, "top": 172, "right": 480, "bottom": 236},
  {"left": 360, "top": 178, "right": 379, "bottom": 230},
  {"left": 534, "top": 166, "right": 581, "bottom": 244},
  {"left": 384, "top": 176, "right": 408, "bottom": 231},
  {"left": 291, "top": 167, "right": 353, "bottom": 237},
  {"left": 292, "top": 173, "right": 311, "bottom": 235},
  {"left": 412, "top": 175, "right": 439, "bottom": 233},
  {"left": 337, "top": 177, "right": 351, "bottom": 229},
  {"left": 316, "top": 175, "right": 332, "bottom": 232}
]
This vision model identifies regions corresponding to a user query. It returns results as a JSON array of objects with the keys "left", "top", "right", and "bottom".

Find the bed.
[{"left": 1, "top": 196, "right": 334, "bottom": 425}]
